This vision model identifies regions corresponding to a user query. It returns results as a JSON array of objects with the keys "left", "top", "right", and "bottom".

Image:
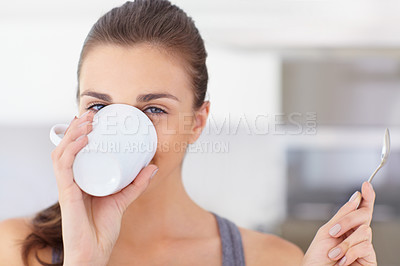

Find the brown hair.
[
  {"left": 20, "top": 0, "right": 208, "bottom": 265},
  {"left": 77, "top": 0, "right": 208, "bottom": 110}
]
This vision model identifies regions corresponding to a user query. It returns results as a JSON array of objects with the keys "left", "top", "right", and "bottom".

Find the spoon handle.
[{"left": 368, "top": 163, "right": 382, "bottom": 183}]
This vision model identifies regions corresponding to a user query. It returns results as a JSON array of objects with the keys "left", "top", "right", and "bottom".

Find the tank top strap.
[
  {"left": 51, "top": 247, "right": 62, "bottom": 264},
  {"left": 211, "top": 211, "right": 246, "bottom": 266}
]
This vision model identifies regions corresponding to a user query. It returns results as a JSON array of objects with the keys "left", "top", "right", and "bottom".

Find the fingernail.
[
  {"left": 150, "top": 168, "right": 159, "bottom": 179},
  {"left": 79, "top": 110, "right": 90, "bottom": 118},
  {"left": 75, "top": 135, "right": 86, "bottom": 142},
  {"left": 328, "top": 247, "right": 341, "bottom": 259},
  {"left": 78, "top": 121, "right": 91, "bottom": 128},
  {"left": 349, "top": 191, "right": 359, "bottom": 202},
  {"left": 329, "top": 224, "right": 341, "bottom": 237},
  {"left": 338, "top": 256, "right": 347, "bottom": 266}
]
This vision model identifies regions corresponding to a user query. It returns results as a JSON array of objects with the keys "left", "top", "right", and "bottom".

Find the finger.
[
  {"left": 322, "top": 191, "right": 361, "bottom": 233},
  {"left": 56, "top": 110, "right": 95, "bottom": 154},
  {"left": 111, "top": 164, "right": 159, "bottom": 214},
  {"left": 64, "top": 111, "right": 94, "bottom": 142},
  {"left": 51, "top": 116, "right": 78, "bottom": 161},
  {"left": 59, "top": 135, "right": 89, "bottom": 170},
  {"left": 328, "top": 208, "right": 371, "bottom": 238},
  {"left": 55, "top": 136, "right": 89, "bottom": 192},
  {"left": 56, "top": 117, "right": 93, "bottom": 169},
  {"left": 336, "top": 240, "right": 376, "bottom": 266},
  {"left": 327, "top": 224, "right": 372, "bottom": 262},
  {"left": 64, "top": 115, "right": 78, "bottom": 135},
  {"left": 358, "top": 181, "right": 376, "bottom": 216}
]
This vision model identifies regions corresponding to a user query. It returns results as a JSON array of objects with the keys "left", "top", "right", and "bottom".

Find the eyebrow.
[
  {"left": 136, "top": 92, "right": 180, "bottom": 102},
  {"left": 80, "top": 91, "right": 112, "bottom": 102},
  {"left": 80, "top": 90, "right": 180, "bottom": 103}
]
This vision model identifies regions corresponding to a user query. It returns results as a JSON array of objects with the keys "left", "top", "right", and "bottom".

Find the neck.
[{"left": 118, "top": 165, "right": 212, "bottom": 246}]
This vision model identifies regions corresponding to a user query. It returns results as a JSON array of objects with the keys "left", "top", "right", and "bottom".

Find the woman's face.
[{"left": 78, "top": 44, "right": 208, "bottom": 179}]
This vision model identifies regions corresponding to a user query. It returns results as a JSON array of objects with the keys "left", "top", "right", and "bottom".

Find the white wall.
[
  {"left": 3, "top": 0, "right": 400, "bottom": 124},
  {"left": 183, "top": 47, "right": 284, "bottom": 230}
]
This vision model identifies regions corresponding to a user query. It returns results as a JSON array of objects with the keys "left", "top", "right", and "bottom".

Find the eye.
[
  {"left": 144, "top": 106, "right": 167, "bottom": 115},
  {"left": 86, "top": 103, "right": 106, "bottom": 111}
]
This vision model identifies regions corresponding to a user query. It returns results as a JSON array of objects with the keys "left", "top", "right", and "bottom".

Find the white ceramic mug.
[{"left": 49, "top": 104, "right": 158, "bottom": 197}]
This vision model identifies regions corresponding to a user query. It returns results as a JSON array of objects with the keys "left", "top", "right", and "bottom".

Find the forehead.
[{"left": 79, "top": 44, "right": 192, "bottom": 104}]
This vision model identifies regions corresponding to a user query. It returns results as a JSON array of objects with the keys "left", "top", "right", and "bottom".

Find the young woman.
[{"left": 0, "top": 1, "right": 377, "bottom": 265}]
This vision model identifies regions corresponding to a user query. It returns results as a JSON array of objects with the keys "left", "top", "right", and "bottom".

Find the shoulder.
[
  {"left": 238, "top": 226, "right": 304, "bottom": 266},
  {"left": 0, "top": 217, "right": 52, "bottom": 266},
  {"left": 0, "top": 217, "right": 32, "bottom": 265}
]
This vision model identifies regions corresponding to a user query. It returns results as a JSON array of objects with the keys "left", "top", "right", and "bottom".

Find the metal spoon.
[{"left": 368, "top": 128, "right": 391, "bottom": 183}]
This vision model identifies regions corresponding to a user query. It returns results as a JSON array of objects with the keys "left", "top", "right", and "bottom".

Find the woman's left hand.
[{"left": 302, "top": 181, "right": 377, "bottom": 266}]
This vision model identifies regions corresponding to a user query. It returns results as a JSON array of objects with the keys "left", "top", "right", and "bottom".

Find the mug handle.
[{"left": 49, "top": 123, "right": 70, "bottom": 146}]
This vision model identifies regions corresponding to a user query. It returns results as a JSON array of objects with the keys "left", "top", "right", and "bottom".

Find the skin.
[{"left": 0, "top": 44, "right": 376, "bottom": 265}]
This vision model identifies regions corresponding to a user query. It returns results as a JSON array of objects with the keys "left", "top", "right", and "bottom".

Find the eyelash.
[{"left": 85, "top": 102, "right": 167, "bottom": 116}]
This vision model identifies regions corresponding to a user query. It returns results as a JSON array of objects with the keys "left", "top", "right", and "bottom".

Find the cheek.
[{"left": 152, "top": 115, "right": 191, "bottom": 158}]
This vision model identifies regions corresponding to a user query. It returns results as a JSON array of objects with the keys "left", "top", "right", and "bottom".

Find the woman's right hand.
[{"left": 50, "top": 110, "right": 158, "bottom": 266}]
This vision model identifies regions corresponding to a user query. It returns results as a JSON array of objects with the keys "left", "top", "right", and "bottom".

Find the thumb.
[
  {"left": 111, "top": 164, "right": 159, "bottom": 212},
  {"left": 360, "top": 181, "right": 376, "bottom": 207},
  {"left": 358, "top": 181, "right": 376, "bottom": 223}
]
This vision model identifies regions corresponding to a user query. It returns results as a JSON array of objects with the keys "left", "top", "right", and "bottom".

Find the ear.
[{"left": 189, "top": 101, "right": 210, "bottom": 144}]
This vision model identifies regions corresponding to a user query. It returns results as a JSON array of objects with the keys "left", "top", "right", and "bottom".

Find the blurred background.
[{"left": 1, "top": 0, "right": 399, "bottom": 265}]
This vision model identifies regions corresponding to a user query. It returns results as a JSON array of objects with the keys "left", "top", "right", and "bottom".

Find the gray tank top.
[
  {"left": 52, "top": 211, "right": 245, "bottom": 265},
  {"left": 211, "top": 211, "right": 246, "bottom": 266}
]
